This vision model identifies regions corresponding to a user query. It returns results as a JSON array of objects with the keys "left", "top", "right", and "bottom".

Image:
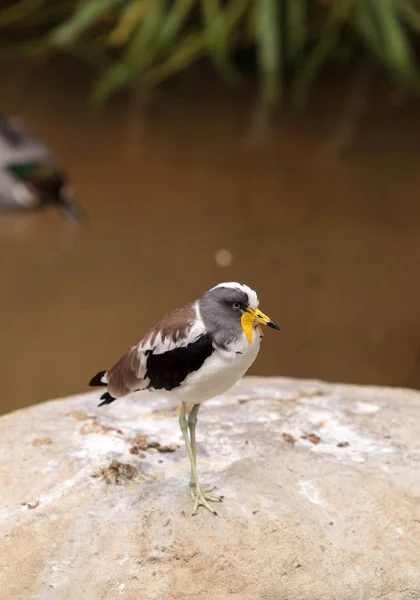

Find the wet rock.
[{"left": 1, "top": 377, "right": 420, "bottom": 599}]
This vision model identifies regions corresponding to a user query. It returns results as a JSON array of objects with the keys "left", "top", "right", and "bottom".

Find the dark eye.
[{"left": 233, "top": 302, "right": 241, "bottom": 309}]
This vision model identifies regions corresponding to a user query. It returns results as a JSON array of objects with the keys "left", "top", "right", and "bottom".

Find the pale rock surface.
[{"left": 1, "top": 377, "right": 420, "bottom": 600}]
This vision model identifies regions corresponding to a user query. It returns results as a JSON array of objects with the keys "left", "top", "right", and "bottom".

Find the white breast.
[{"left": 173, "top": 326, "right": 261, "bottom": 405}]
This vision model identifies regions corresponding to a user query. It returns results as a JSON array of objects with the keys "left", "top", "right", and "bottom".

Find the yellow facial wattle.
[
  {"left": 240, "top": 307, "right": 279, "bottom": 343},
  {"left": 241, "top": 311, "right": 255, "bottom": 343}
]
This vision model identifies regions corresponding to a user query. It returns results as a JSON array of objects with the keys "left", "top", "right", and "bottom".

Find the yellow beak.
[{"left": 241, "top": 308, "right": 280, "bottom": 343}]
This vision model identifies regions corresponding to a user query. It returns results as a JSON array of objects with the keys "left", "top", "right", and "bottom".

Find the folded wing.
[{"left": 103, "top": 301, "right": 213, "bottom": 399}]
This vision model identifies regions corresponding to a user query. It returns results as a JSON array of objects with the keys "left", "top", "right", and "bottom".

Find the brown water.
[{"left": 1, "top": 62, "right": 420, "bottom": 416}]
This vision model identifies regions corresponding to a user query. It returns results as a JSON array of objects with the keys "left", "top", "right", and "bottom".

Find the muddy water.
[{"left": 1, "top": 63, "right": 420, "bottom": 415}]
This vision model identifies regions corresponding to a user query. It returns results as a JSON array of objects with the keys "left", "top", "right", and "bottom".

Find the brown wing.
[
  {"left": 106, "top": 346, "right": 142, "bottom": 398},
  {"left": 105, "top": 302, "right": 202, "bottom": 398}
]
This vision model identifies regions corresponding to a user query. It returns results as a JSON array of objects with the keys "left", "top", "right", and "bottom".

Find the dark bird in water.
[{"left": 0, "top": 113, "right": 84, "bottom": 223}]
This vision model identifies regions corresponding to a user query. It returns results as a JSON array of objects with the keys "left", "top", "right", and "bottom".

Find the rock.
[{"left": 1, "top": 376, "right": 420, "bottom": 600}]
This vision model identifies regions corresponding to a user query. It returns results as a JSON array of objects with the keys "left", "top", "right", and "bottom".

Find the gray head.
[{"left": 199, "top": 282, "right": 279, "bottom": 347}]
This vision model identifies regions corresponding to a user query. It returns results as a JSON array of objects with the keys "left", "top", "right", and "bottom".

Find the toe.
[{"left": 205, "top": 494, "right": 223, "bottom": 503}]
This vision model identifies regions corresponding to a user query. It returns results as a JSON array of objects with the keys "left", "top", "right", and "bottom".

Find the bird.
[
  {"left": 89, "top": 282, "right": 280, "bottom": 515},
  {"left": 0, "top": 112, "right": 84, "bottom": 223}
]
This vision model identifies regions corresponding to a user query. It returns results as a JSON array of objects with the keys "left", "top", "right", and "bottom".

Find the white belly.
[{"left": 174, "top": 327, "right": 261, "bottom": 405}]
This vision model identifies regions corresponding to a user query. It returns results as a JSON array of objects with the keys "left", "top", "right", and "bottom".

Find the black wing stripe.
[{"left": 145, "top": 334, "right": 213, "bottom": 391}]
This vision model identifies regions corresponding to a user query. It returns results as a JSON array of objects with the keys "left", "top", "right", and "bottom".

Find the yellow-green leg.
[
  {"left": 179, "top": 402, "right": 223, "bottom": 515},
  {"left": 188, "top": 403, "right": 200, "bottom": 486},
  {"left": 188, "top": 404, "right": 221, "bottom": 499}
]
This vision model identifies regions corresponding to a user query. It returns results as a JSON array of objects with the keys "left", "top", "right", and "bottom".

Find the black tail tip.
[
  {"left": 89, "top": 370, "right": 107, "bottom": 387},
  {"left": 98, "top": 392, "right": 116, "bottom": 407}
]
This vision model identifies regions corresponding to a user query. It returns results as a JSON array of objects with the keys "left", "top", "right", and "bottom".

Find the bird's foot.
[{"left": 190, "top": 485, "right": 224, "bottom": 515}]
